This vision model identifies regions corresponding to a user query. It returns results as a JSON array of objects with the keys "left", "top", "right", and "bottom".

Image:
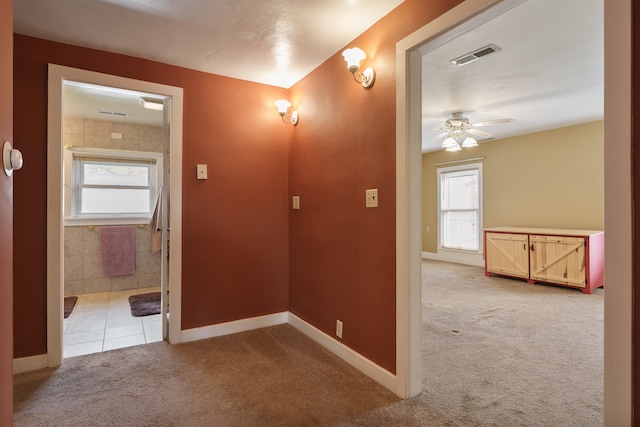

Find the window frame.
[
  {"left": 64, "top": 147, "right": 163, "bottom": 226},
  {"left": 436, "top": 162, "right": 483, "bottom": 254}
]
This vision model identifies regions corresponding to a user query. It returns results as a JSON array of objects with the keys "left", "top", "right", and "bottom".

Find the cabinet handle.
[
  {"left": 523, "top": 243, "right": 526, "bottom": 250},
  {"left": 530, "top": 244, "right": 535, "bottom": 251}
]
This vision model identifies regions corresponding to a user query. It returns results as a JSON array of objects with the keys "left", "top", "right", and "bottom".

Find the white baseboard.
[
  {"left": 422, "top": 250, "right": 484, "bottom": 267},
  {"left": 288, "top": 312, "right": 397, "bottom": 393},
  {"left": 177, "top": 312, "right": 289, "bottom": 343},
  {"left": 15, "top": 311, "right": 396, "bottom": 397},
  {"left": 14, "top": 354, "right": 48, "bottom": 374}
]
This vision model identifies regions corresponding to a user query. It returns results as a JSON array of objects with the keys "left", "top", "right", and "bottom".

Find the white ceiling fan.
[{"left": 432, "top": 111, "right": 514, "bottom": 151}]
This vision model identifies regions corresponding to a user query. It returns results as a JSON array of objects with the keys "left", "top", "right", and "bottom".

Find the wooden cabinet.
[
  {"left": 484, "top": 227, "right": 604, "bottom": 294},
  {"left": 484, "top": 232, "right": 529, "bottom": 279}
]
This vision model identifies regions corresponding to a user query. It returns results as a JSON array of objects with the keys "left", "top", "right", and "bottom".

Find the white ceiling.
[
  {"left": 13, "top": 0, "right": 404, "bottom": 89},
  {"left": 63, "top": 81, "right": 164, "bottom": 126},
  {"left": 421, "top": 0, "right": 603, "bottom": 152},
  {"left": 13, "top": 0, "right": 603, "bottom": 147}
]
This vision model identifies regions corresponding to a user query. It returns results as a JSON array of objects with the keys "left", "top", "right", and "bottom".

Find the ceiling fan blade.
[
  {"left": 467, "top": 128, "right": 492, "bottom": 138},
  {"left": 471, "top": 118, "right": 514, "bottom": 127},
  {"left": 431, "top": 132, "right": 448, "bottom": 142}
]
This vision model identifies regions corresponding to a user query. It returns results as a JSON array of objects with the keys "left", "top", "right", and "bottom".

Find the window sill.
[
  {"left": 437, "top": 247, "right": 482, "bottom": 255},
  {"left": 64, "top": 216, "right": 152, "bottom": 227}
]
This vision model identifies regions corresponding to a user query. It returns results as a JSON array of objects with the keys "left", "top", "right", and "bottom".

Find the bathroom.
[{"left": 61, "top": 83, "right": 166, "bottom": 357}]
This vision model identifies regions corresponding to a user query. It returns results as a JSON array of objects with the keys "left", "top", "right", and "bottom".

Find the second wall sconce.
[
  {"left": 342, "top": 47, "right": 375, "bottom": 88},
  {"left": 275, "top": 100, "right": 299, "bottom": 125}
]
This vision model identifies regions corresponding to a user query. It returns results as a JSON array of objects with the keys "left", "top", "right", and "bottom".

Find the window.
[
  {"left": 437, "top": 163, "right": 483, "bottom": 252},
  {"left": 65, "top": 148, "right": 162, "bottom": 225}
]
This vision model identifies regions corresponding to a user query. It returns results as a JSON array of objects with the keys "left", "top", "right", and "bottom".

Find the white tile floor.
[{"left": 63, "top": 287, "right": 164, "bottom": 358}]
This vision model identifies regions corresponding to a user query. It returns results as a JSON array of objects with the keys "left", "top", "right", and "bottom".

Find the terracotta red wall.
[
  {"left": 13, "top": 35, "right": 290, "bottom": 357},
  {"left": 0, "top": 0, "right": 12, "bottom": 420},
  {"left": 633, "top": 0, "right": 640, "bottom": 420},
  {"left": 289, "top": 0, "right": 463, "bottom": 373}
]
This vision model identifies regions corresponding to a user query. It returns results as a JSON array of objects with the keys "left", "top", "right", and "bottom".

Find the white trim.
[
  {"left": 436, "top": 162, "right": 483, "bottom": 253},
  {"left": 47, "top": 69, "right": 64, "bottom": 368},
  {"left": 15, "top": 311, "right": 397, "bottom": 394},
  {"left": 288, "top": 313, "right": 396, "bottom": 392},
  {"left": 178, "top": 312, "right": 289, "bottom": 343},
  {"left": 603, "top": 0, "right": 632, "bottom": 423},
  {"left": 14, "top": 313, "right": 290, "bottom": 375},
  {"left": 399, "top": 0, "right": 630, "bottom": 422},
  {"left": 395, "top": 0, "right": 526, "bottom": 400},
  {"left": 64, "top": 147, "right": 163, "bottom": 224},
  {"left": 47, "top": 64, "right": 184, "bottom": 365},
  {"left": 422, "top": 250, "right": 484, "bottom": 267},
  {"left": 13, "top": 354, "right": 48, "bottom": 374}
]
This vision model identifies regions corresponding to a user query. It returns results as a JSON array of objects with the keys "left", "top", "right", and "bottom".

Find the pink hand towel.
[{"left": 100, "top": 226, "right": 136, "bottom": 277}]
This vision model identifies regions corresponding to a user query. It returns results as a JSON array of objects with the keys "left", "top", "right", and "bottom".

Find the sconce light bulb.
[
  {"left": 342, "top": 47, "right": 366, "bottom": 72},
  {"left": 274, "top": 99, "right": 291, "bottom": 115}
]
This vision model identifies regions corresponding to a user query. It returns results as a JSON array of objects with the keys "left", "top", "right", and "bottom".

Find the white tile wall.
[{"left": 63, "top": 116, "right": 164, "bottom": 296}]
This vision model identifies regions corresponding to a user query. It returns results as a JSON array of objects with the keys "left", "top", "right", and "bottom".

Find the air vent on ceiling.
[
  {"left": 450, "top": 44, "right": 501, "bottom": 66},
  {"left": 97, "top": 109, "right": 129, "bottom": 117}
]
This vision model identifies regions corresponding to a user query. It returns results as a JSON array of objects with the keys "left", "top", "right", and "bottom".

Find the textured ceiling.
[
  {"left": 14, "top": 0, "right": 603, "bottom": 150},
  {"left": 13, "top": 0, "right": 404, "bottom": 89},
  {"left": 421, "top": 0, "right": 603, "bottom": 151}
]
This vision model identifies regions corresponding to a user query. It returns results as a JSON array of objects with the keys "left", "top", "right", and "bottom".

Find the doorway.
[
  {"left": 47, "top": 65, "right": 184, "bottom": 366},
  {"left": 395, "top": 0, "right": 632, "bottom": 422},
  {"left": 61, "top": 81, "right": 168, "bottom": 357}
]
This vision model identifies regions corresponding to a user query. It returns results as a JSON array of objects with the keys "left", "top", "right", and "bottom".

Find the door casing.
[{"left": 47, "top": 64, "right": 184, "bottom": 366}]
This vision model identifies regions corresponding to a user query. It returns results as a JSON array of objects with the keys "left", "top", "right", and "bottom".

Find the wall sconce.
[
  {"left": 275, "top": 100, "right": 299, "bottom": 125},
  {"left": 342, "top": 47, "right": 375, "bottom": 88}
]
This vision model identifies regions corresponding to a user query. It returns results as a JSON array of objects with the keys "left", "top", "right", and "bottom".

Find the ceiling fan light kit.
[
  {"left": 461, "top": 136, "right": 479, "bottom": 148},
  {"left": 433, "top": 111, "right": 514, "bottom": 151}
]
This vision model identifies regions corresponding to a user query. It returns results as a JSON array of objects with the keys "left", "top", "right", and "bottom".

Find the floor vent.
[{"left": 451, "top": 44, "right": 501, "bottom": 66}]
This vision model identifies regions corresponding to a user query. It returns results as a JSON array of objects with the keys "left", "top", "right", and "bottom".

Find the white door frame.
[
  {"left": 395, "top": 0, "right": 632, "bottom": 424},
  {"left": 46, "top": 64, "right": 184, "bottom": 366}
]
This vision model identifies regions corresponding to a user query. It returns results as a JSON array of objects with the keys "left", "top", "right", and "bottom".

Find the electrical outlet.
[
  {"left": 336, "top": 320, "right": 343, "bottom": 338},
  {"left": 196, "top": 164, "right": 208, "bottom": 180}
]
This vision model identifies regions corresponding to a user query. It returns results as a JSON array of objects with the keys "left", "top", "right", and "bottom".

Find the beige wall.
[
  {"left": 63, "top": 116, "right": 163, "bottom": 295},
  {"left": 422, "top": 120, "right": 604, "bottom": 253}
]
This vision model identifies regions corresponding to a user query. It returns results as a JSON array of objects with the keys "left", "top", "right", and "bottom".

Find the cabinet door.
[
  {"left": 529, "top": 235, "right": 586, "bottom": 287},
  {"left": 485, "top": 232, "right": 529, "bottom": 278}
]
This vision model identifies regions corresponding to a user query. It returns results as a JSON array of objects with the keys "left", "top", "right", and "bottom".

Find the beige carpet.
[
  {"left": 420, "top": 260, "right": 603, "bottom": 426},
  {"left": 14, "top": 260, "right": 603, "bottom": 426}
]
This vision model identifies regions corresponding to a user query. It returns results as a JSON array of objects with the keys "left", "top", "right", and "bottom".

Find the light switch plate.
[
  {"left": 365, "top": 189, "right": 378, "bottom": 208},
  {"left": 292, "top": 196, "right": 300, "bottom": 210},
  {"left": 197, "top": 164, "right": 208, "bottom": 180}
]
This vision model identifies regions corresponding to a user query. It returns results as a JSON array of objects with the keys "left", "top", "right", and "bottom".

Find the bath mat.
[
  {"left": 64, "top": 296, "right": 78, "bottom": 319},
  {"left": 129, "top": 292, "right": 161, "bottom": 317}
]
